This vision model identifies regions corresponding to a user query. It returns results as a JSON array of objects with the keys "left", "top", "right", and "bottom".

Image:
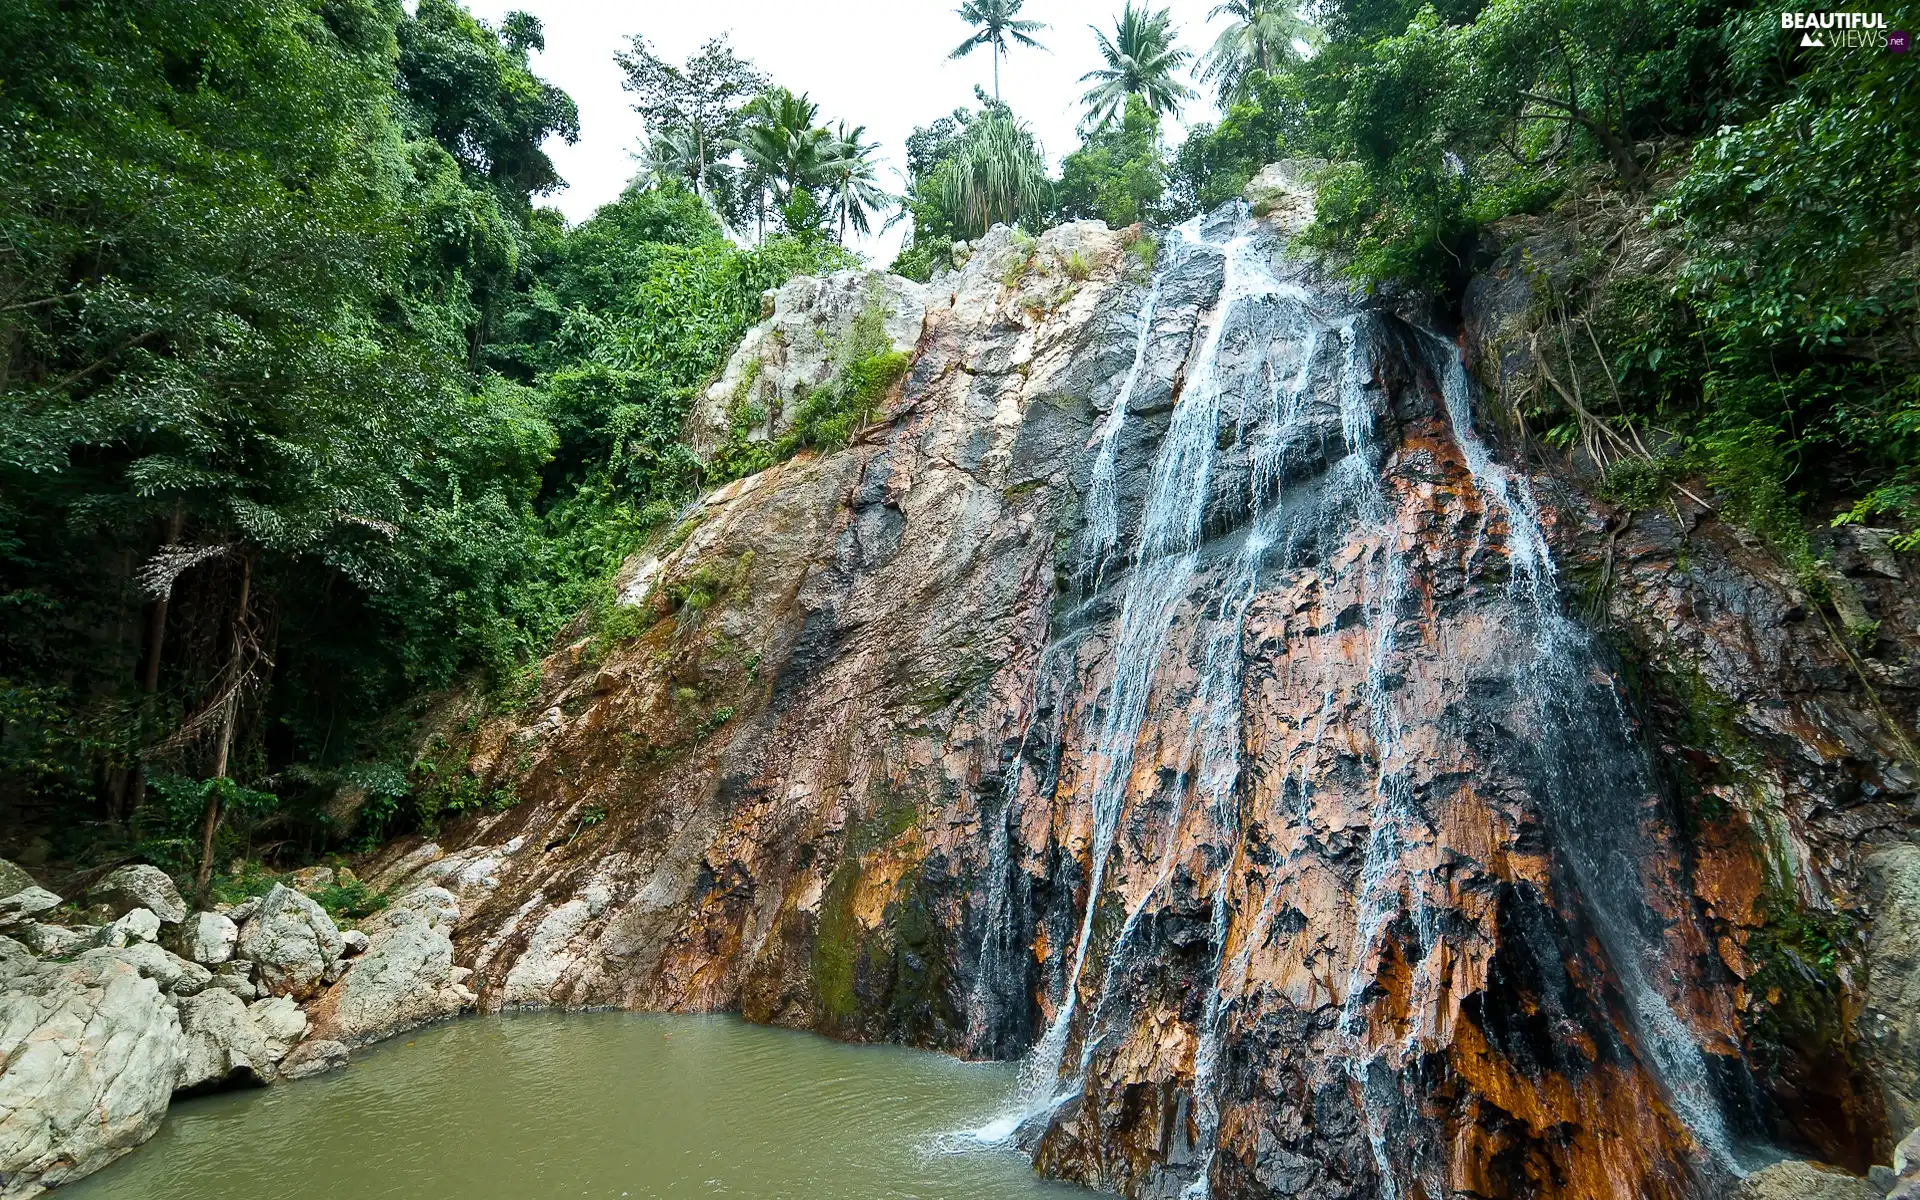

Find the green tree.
[
  {"left": 1197, "top": 0, "right": 1320, "bottom": 106},
  {"left": 822, "top": 123, "right": 895, "bottom": 242},
  {"left": 731, "top": 88, "right": 837, "bottom": 238},
  {"left": 396, "top": 2, "right": 579, "bottom": 208},
  {"left": 1057, "top": 95, "right": 1170, "bottom": 228},
  {"left": 616, "top": 34, "right": 767, "bottom": 219},
  {"left": 935, "top": 107, "right": 1053, "bottom": 240},
  {"left": 1170, "top": 69, "right": 1309, "bottom": 213},
  {"left": 949, "top": 0, "right": 1050, "bottom": 103},
  {"left": 1079, "top": 3, "right": 1196, "bottom": 131},
  {"left": 0, "top": 0, "right": 560, "bottom": 847}
]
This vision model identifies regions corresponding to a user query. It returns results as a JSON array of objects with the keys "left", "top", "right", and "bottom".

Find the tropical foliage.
[
  {"left": 1079, "top": 3, "right": 1196, "bottom": 130},
  {"left": 949, "top": 0, "right": 1050, "bottom": 102},
  {"left": 0, "top": 0, "right": 846, "bottom": 876}
]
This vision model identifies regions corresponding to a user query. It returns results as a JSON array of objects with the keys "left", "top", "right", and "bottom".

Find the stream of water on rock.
[
  {"left": 63, "top": 1013, "right": 1085, "bottom": 1200},
  {"left": 973, "top": 202, "right": 1746, "bottom": 1194}
]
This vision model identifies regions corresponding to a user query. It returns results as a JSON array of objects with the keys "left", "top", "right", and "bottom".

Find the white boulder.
[
  {"left": 174, "top": 989, "right": 272, "bottom": 1093},
  {"left": 88, "top": 865, "right": 187, "bottom": 925},
  {"left": 0, "top": 948, "right": 184, "bottom": 1195},
  {"left": 94, "top": 907, "right": 161, "bottom": 948},
  {"left": 235, "top": 885, "right": 343, "bottom": 1000}
]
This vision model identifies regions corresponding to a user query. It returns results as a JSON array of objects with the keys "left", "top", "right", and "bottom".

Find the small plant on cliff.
[
  {"left": 312, "top": 878, "right": 389, "bottom": 920},
  {"left": 708, "top": 293, "right": 911, "bottom": 484}
]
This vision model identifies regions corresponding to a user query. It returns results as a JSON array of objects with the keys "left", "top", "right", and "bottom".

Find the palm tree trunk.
[{"left": 993, "top": 44, "right": 1002, "bottom": 103}]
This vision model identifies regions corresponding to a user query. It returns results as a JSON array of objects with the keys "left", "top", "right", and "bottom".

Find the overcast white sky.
[{"left": 465, "top": 0, "right": 1235, "bottom": 261}]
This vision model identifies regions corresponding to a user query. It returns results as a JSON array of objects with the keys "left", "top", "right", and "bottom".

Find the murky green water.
[{"left": 66, "top": 1012, "right": 1082, "bottom": 1199}]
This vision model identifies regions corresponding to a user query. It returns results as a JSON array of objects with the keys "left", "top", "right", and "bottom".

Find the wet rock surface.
[
  {"left": 1737, "top": 1160, "right": 1881, "bottom": 1199},
  {"left": 364, "top": 192, "right": 1919, "bottom": 1200}
]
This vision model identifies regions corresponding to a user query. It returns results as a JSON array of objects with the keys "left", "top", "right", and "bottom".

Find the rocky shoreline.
[{"left": 0, "top": 860, "right": 473, "bottom": 1197}]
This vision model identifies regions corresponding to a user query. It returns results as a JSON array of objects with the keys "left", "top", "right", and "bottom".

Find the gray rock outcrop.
[
  {"left": 0, "top": 887, "right": 60, "bottom": 930},
  {"left": 684, "top": 268, "right": 927, "bottom": 461},
  {"left": 1738, "top": 1160, "right": 1880, "bottom": 1199},
  {"left": 174, "top": 988, "right": 273, "bottom": 1093},
  {"left": 247, "top": 996, "right": 308, "bottom": 1062},
  {"left": 0, "top": 946, "right": 183, "bottom": 1197},
  {"left": 276, "top": 1038, "right": 347, "bottom": 1080},
  {"left": 303, "top": 887, "right": 472, "bottom": 1046},
  {"left": 112, "top": 941, "right": 211, "bottom": 997},
  {"left": 87, "top": 865, "right": 187, "bottom": 925},
  {"left": 93, "top": 907, "right": 161, "bottom": 948},
  {"left": 235, "top": 885, "right": 343, "bottom": 1000},
  {"left": 0, "top": 859, "right": 37, "bottom": 900},
  {"left": 12, "top": 922, "right": 85, "bottom": 957},
  {"left": 1865, "top": 844, "right": 1920, "bottom": 1136},
  {"left": 174, "top": 910, "right": 239, "bottom": 966}
]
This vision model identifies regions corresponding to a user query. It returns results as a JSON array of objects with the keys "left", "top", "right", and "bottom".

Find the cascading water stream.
[
  {"left": 1423, "top": 335, "right": 1746, "bottom": 1177},
  {"left": 1018, "top": 212, "right": 1297, "bottom": 1112},
  {"left": 1079, "top": 242, "right": 1177, "bottom": 592},
  {"left": 964, "top": 204, "right": 1744, "bottom": 1196}
]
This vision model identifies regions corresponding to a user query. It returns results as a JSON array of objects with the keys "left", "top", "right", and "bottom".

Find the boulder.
[
  {"left": 304, "top": 892, "right": 472, "bottom": 1047},
  {"left": 87, "top": 865, "right": 187, "bottom": 925},
  {"left": 289, "top": 866, "right": 335, "bottom": 893},
  {"left": 13, "top": 922, "right": 86, "bottom": 958},
  {"left": 0, "top": 948, "right": 184, "bottom": 1196},
  {"left": 1738, "top": 1160, "right": 1879, "bottom": 1199},
  {"left": 174, "top": 989, "right": 272, "bottom": 1093},
  {"left": 276, "top": 1038, "right": 347, "bottom": 1081},
  {"left": 0, "top": 858, "right": 37, "bottom": 900},
  {"left": 684, "top": 268, "right": 928, "bottom": 462},
  {"left": 112, "top": 941, "right": 212, "bottom": 997},
  {"left": 220, "top": 895, "right": 263, "bottom": 924},
  {"left": 339, "top": 929, "right": 370, "bottom": 957},
  {"left": 246, "top": 996, "right": 308, "bottom": 1062},
  {"left": 1243, "top": 158, "right": 1326, "bottom": 236},
  {"left": 93, "top": 907, "right": 161, "bottom": 948},
  {"left": 235, "top": 884, "right": 343, "bottom": 1000},
  {"left": 172, "top": 911, "right": 239, "bottom": 966},
  {"left": 1865, "top": 845, "right": 1920, "bottom": 1135},
  {"left": 0, "top": 887, "right": 63, "bottom": 929},
  {"left": 385, "top": 885, "right": 457, "bottom": 931},
  {"left": 1889, "top": 1128, "right": 1920, "bottom": 1200},
  {"left": 204, "top": 960, "right": 258, "bottom": 1002}
]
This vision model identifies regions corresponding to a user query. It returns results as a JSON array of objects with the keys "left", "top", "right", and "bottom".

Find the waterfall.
[
  {"left": 1079, "top": 245, "right": 1174, "bottom": 592},
  {"left": 967, "top": 202, "right": 1743, "bottom": 1195},
  {"left": 1425, "top": 336, "right": 1746, "bottom": 1177}
]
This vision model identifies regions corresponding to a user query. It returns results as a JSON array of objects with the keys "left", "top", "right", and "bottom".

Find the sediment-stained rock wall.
[{"left": 369, "top": 192, "right": 1917, "bottom": 1199}]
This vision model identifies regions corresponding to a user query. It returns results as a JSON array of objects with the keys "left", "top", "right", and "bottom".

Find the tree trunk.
[
  {"left": 993, "top": 46, "right": 1001, "bottom": 103},
  {"left": 115, "top": 507, "right": 183, "bottom": 820},
  {"left": 194, "top": 553, "right": 250, "bottom": 904}
]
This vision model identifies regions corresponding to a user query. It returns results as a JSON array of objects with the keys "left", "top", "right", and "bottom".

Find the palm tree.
[
  {"left": 949, "top": 0, "right": 1048, "bottom": 104},
  {"left": 936, "top": 109, "right": 1050, "bottom": 239},
  {"left": 639, "top": 125, "right": 702, "bottom": 191},
  {"left": 821, "top": 123, "right": 894, "bottom": 243},
  {"left": 1197, "top": 0, "right": 1319, "bottom": 107},
  {"left": 731, "top": 88, "right": 835, "bottom": 237},
  {"left": 1079, "top": 3, "right": 1195, "bottom": 131}
]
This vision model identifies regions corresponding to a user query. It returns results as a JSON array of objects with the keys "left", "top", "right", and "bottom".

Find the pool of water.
[{"left": 66, "top": 1012, "right": 1083, "bottom": 1199}]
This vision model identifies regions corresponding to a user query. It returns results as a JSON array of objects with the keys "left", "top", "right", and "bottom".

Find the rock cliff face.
[{"left": 374, "top": 196, "right": 1918, "bottom": 1199}]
